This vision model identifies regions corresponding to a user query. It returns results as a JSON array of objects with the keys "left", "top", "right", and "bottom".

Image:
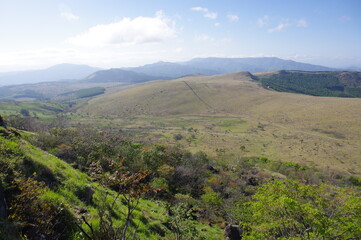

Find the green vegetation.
[
  {"left": 0, "top": 101, "right": 65, "bottom": 119},
  {"left": 258, "top": 71, "right": 361, "bottom": 97},
  {"left": 0, "top": 125, "right": 224, "bottom": 239},
  {"left": 345, "top": 86, "right": 361, "bottom": 97},
  {"left": 74, "top": 87, "right": 106, "bottom": 99},
  {"left": 1, "top": 117, "right": 360, "bottom": 239},
  {"left": 241, "top": 180, "right": 361, "bottom": 239}
]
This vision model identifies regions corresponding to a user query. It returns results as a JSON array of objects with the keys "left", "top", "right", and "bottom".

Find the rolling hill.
[
  {"left": 76, "top": 71, "right": 361, "bottom": 175},
  {"left": 82, "top": 68, "right": 160, "bottom": 83},
  {"left": 123, "top": 61, "right": 218, "bottom": 78}
]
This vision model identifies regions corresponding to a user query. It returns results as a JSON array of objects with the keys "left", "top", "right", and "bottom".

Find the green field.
[{"left": 0, "top": 101, "right": 66, "bottom": 119}]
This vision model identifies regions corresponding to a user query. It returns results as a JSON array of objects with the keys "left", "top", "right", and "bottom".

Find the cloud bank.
[{"left": 69, "top": 11, "right": 176, "bottom": 47}]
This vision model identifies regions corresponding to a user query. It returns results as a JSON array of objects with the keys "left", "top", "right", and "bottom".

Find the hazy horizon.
[
  {"left": 0, "top": 56, "right": 347, "bottom": 74},
  {"left": 0, "top": 0, "right": 360, "bottom": 71}
]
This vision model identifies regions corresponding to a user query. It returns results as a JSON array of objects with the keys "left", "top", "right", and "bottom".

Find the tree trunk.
[{"left": 0, "top": 182, "right": 7, "bottom": 218}]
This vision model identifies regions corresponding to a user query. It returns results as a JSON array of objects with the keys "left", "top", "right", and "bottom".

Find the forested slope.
[{"left": 256, "top": 70, "right": 361, "bottom": 97}]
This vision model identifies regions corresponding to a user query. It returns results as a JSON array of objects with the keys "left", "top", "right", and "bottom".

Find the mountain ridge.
[
  {"left": 86, "top": 57, "right": 336, "bottom": 83},
  {"left": 0, "top": 63, "right": 101, "bottom": 86},
  {"left": 0, "top": 57, "right": 337, "bottom": 88}
]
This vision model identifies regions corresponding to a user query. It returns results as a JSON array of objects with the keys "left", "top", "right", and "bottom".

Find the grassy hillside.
[
  {"left": 0, "top": 126, "right": 224, "bottom": 239},
  {"left": 58, "top": 87, "right": 106, "bottom": 100},
  {"left": 1, "top": 119, "right": 360, "bottom": 239},
  {"left": 0, "top": 101, "right": 65, "bottom": 119},
  {"left": 76, "top": 72, "right": 361, "bottom": 175}
]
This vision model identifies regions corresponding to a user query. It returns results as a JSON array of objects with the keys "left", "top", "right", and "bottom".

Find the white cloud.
[
  {"left": 61, "top": 11, "right": 79, "bottom": 21},
  {"left": 204, "top": 12, "right": 218, "bottom": 19},
  {"left": 268, "top": 21, "right": 290, "bottom": 33},
  {"left": 227, "top": 14, "right": 239, "bottom": 22},
  {"left": 69, "top": 11, "right": 176, "bottom": 47},
  {"left": 190, "top": 7, "right": 208, "bottom": 12},
  {"left": 258, "top": 15, "right": 269, "bottom": 27},
  {"left": 296, "top": 19, "right": 308, "bottom": 27},
  {"left": 214, "top": 22, "right": 221, "bottom": 27},
  {"left": 190, "top": 6, "right": 217, "bottom": 19}
]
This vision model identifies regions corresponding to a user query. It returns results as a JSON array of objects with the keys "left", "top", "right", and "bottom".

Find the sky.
[{"left": 0, "top": 0, "right": 360, "bottom": 71}]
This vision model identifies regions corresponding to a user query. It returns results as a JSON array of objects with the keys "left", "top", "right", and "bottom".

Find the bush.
[
  {"left": 349, "top": 176, "right": 361, "bottom": 186},
  {"left": 20, "top": 109, "right": 30, "bottom": 117},
  {"left": 173, "top": 133, "right": 183, "bottom": 140},
  {"left": 241, "top": 180, "right": 361, "bottom": 239}
]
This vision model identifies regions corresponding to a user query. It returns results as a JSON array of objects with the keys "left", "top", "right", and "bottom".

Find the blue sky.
[{"left": 0, "top": 0, "right": 360, "bottom": 71}]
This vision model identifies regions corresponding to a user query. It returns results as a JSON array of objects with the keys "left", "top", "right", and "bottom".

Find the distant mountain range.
[
  {"left": 0, "top": 63, "right": 101, "bottom": 86},
  {"left": 84, "top": 57, "right": 335, "bottom": 84},
  {"left": 0, "top": 57, "right": 336, "bottom": 86},
  {"left": 180, "top": 57, "right": 334, "bottom": 73}
]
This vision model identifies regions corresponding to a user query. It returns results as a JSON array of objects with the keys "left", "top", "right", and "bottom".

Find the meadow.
[{"left": 74, "top": 72, "right": 361, "bottom": 176}]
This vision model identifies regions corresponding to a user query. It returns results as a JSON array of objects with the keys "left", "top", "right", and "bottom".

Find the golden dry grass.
[{"left": 77, "top": 72, "right": 361, "bottom": 175}]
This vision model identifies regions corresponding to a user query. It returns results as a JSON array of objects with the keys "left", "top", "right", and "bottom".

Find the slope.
[
  {"left": 0, "top": 126, "right": 223, "bottom": 239},
  {"left": 82, "top": 68, "right": 160, "bottom": 83},
  {"left": 123, "top": 61, "right": 218, "bottom": 78},
  {"left": 77, "top": 72, "right": 361, "bottom": 175}
]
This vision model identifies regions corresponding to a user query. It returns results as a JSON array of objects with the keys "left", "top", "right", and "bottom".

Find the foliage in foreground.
[
  {"left": 1, "top": 119, "right": 361, "bottom": 239},
  {"left": 0, "top": 125, "right": 223, "bottom": 239},
  {"left": 241, "top": 180, "right": 361, "bottom": 239}
]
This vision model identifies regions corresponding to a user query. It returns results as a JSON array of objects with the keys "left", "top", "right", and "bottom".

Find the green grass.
[
  {"left": 0, "top": 101, "right": 66, "bottom": 119},
  {"left": 75, "top": 87, "right": 105, "bottom": 98},
  {"left": 0, "top": 127, "right": 224, "bottom": 239},
  {"left": 217, "top": 119, "right": 248, "bottom": 132}
]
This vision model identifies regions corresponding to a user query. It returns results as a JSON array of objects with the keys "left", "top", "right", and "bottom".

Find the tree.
[
  {"left": 20, "top": 109, "right": 30, "bottom": 117},
  {"left": 165, "top": 194, "right": 199, "bottom": 240},
  {"left": 0, "top": 115, "right": 5, "bottom": 127}
]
